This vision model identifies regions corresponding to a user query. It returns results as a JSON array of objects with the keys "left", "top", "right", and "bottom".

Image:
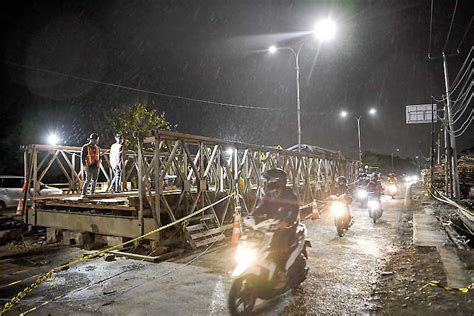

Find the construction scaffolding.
[{"left": 22, "top": 130, "right": 358, "bottom": 248}]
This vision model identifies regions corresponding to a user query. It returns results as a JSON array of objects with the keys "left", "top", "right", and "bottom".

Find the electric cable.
[
  {"left": 454, "top": 111, "right": 473, "bottom": 137},
  {"left": 456, "top": 16, "right": 473, "bottom": 53},
  {"left": 428, "top": 0, "right": 434, "bottom": 57},
  {"left": 451, "top": 82, "right": 472, "bottom": 111},
  {"left": 443, "top": 0, "right": 459, "bottom": 52},
  {"left": 449, "top": 46, "right": 473, "bottom": 91},
  {"left": 453, "top": 92, "right": 473, "bottom": 123},
  {"left": 1, "top": 60, "right": 276, "bottom": 112}
]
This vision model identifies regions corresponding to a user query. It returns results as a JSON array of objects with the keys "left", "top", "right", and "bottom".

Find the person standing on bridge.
[
  {"left": 81, "top": 133, "right": 101, "bottom": 197},
  {"left": 108, "top": 134, "right": 124, "bottom": 193}
]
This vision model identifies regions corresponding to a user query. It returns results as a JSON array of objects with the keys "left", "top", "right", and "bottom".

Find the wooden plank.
[
  {"left": 190, "top": 224, "right": 232, "bottom": 240},
  {"left": 109, "top": 249, "right": 183, "bottom": 263},
  {"left": 186, "top": 223, "right": 204, "bottom": 232},
  {"left": 43, "top": 201, "right": 137, "bottom": 212},
  {"left": 194, "top": 234, "right": 225, "bottom": 248}
]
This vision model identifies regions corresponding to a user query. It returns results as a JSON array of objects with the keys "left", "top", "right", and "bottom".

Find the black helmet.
[
  {"left": 89, "top": 133, "right": 99, "bottom": 140},
  {"left": 262, "top": 168, "right": 287, "bottom": 192},
  {"left": 336, "top": 176, "right": 347, "bottom": 186},
  {"left": 115, "top": 134, "right": 123, "bottom": 140},
  {"left": 372, "top": 173, "right": 380, "bottom": 180}
]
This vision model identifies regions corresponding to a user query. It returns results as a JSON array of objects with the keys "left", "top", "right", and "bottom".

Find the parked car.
[{"left": 0, "top": 176, "right": 63, "bottom": 212}]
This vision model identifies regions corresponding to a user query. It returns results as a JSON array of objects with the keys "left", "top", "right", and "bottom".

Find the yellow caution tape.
[
  {"left": 1, "top": 194, "right": 234, "bottom": 315},
  {"left": 428, "top": 281, "right": 472, "bottom": 293}
]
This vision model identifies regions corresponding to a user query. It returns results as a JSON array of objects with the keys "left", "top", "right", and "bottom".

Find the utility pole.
[
  {"left": 430, "top": 101, "right": 435, "bottom": 185},
  {"left": 437, "top": 130, "right": 441, "bottom": 165},
  {"left": 442, "top": 52, "right": 460, "bottom": 199}
]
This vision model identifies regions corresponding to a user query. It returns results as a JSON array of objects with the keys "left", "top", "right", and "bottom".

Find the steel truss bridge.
[{"left": 21, "top": 130, "right": 358, "bottom": 248}]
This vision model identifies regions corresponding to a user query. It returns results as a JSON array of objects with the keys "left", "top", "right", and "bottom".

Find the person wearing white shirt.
[{"left": 109, "top": 134, "right": 124, "bottom": 193}]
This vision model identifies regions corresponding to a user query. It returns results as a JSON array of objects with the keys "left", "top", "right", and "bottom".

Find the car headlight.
[
  {"left": 388, "top": 185, "right": 397, "bottom": 193},
  {"left": 331, "top": 202, "right": 345, "bottom": 217},
  {"left": 368, "top": 200, "right": 380, "bottom": 210},
  {"left": 357, "top": 189, "right": 368, "bottom": 198},
  {"left": 235, "top": 244, "right": 256, "bottom": 266},
  {"left": 404, "top": 176, "right": 412, "bottom": 183}
]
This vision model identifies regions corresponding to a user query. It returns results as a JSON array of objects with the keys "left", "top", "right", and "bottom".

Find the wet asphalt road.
[{"left": 5, "top": 186, "right": 408, "bottom": 315}]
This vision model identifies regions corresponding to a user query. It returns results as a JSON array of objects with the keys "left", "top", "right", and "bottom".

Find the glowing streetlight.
[
  {"left": 267, "top": 19, "right": 337, "bottom": 152},
  {"left": 268, "top": 45, "right": 277, "bottom": 54},
  {"left": 48, "top": 134, "right": 59, "bottom": 146},
  {"left": 313, "top": 18, "right": 336, "bottom": 41},
  {"left": 340, "top": 109, "right": 377, "bottom": 162}
]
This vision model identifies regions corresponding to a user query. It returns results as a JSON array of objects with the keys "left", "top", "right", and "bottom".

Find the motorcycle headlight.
[
  {"left": 357, "top": 190, "right": 367, "bottom": 198},
  {"left": 331, "top": 202, "right": 345, "bottom": 217},
  {"left": 368, "top": 200, "right": 380, "bottom": 210},
  {"left": 235, "top": 244, "right": 256, "bottom": 266},
  {"left": 388, "top": 185, "right": 397, "bottom": 193}
]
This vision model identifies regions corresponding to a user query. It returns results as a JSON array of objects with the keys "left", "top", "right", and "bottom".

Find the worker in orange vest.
[{"left": 81, "top": 133, "right": 100, "bottom": 197}]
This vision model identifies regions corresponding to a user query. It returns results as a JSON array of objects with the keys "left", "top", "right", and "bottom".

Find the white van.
[{"left": 0, "top": 176, "right": 63, "bottom": 212}]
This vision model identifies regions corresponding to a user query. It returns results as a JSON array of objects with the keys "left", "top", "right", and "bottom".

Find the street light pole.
[
  {"left": 270, "top": 45, "right": 303, "bottom": 152},
  {"left": 268, "top": 18, "right": 336, "bottom": 152},
  {"left": 295, "top": 50, "right": 301, "bottom": 152},
  {"left": 356, "top": 116, "right": 362, "bottom": 162}
]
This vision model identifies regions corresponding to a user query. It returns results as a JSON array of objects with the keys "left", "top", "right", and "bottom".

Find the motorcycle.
[
  {"left": 228, "top": 216, "right": 310, "bottom": 315},
  {"left": 386, "top": 183, "right": 398, "bottom": 199},
  {"left": 330, "top": 194, "right": 352, "bottom": 237},
  {"left": 355, "top": 186, "right": 368, "bottom": 207},
  {"left": 367, "top": 193, "right": 383, "bottom": 223}
]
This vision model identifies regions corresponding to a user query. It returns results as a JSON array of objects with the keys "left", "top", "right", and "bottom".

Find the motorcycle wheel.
[
  {"left": 335, "top": 218, "right": 345, "bottom": 237},
  {"left": 373, "top": 215, "right": 377, "bottom": 223},
  {"left": 228, "top": 277, "right": 256, "bottom": 316}
]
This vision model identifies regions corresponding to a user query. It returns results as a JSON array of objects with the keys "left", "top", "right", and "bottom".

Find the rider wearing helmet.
[
  {"left": 367, "top": 173, "right": 383, "bottom": 196},
  {"left": 333, "top": 176, "right": 354, "bottom": 220},
  {"left": 252, "top": 168, "right": 300, "bottom": 285},
  {"left": 387, "top": 173, "right": 397, "bottom": 184}
]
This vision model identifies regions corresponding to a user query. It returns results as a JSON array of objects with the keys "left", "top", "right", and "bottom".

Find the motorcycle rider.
[
  {"left": 332, "top": 176, "right": 354, "bottom": 221},
  {"left": 367, "top": 173, "right": 384, "bottom": 198},
  {"left": 387, "top": 173, "right": 397, "bottom": 184},
  {"left": 251, "top": 168, "right": 300, "bottom": 286}
]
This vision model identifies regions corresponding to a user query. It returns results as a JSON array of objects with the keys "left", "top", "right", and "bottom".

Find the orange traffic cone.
[
  {"left": 16, "top": 198, "right": 24, "bottom": 216},
  {"left": 16, "top": 182, "right": 27, "bottom": 216},
  {"left": 231, "top": 209, "right": 242, "bottom": 245},
  {"left": 311, "top": 200, "right": 320, "bottom": 220}
]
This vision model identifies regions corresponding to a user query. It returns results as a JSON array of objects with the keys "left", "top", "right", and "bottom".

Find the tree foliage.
[{"left": 107, "top": 103, "right": 171, "bottom": 150}]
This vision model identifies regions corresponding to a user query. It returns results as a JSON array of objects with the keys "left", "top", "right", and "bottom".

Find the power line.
[
  {"left": 453, "top": 109, "right": 473, "bottom": 137},
  {"left": 1, "top": 60, "right": 277, "bottom": 112},
  {"left": 443, "top": 0, "right": 459, "bottom": 52},
  {"left": 449, "top": 46, "right": 473, "bottom": 92},
  {"left": 453, "top": 92, "right": 473, "bottom": 124},
  {"left": 428, "top": 0, "right": 434, "bottom": 57},
  {"left": 456, "top": 16, "right": 473, "bottom": 52}
]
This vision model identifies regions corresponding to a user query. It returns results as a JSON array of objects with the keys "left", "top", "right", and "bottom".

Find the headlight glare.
[
  {"left": 331, "top": 202, "right": 345, "bottom": 217},
  {"left": 357, "top": 190, "right": 367, "bottom": 198}
]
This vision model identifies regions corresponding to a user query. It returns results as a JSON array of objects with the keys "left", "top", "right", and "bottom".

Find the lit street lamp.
[
  {"left": 340, "top": 108, "right": 376, "bottom": 162},
  {"left": 268, "top": 18, "right": 336, "bottom": 151},
  {"left": 48, "top": 133, "right": 60, "bottom": 146}
]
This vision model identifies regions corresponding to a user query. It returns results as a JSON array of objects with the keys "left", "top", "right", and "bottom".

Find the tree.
[{"left": 107, "top": 103, "right": 172, "bottom": 151}]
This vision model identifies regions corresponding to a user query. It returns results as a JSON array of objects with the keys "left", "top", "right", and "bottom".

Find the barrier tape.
[
  {"left": 0, "top": 194, "right": 234, "bottom": 315},
  {"left": 423, "top": 280, "right": 473, "bottom": 293}
]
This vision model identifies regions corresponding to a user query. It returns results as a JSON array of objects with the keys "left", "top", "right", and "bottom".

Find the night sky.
[{"left": 0, "top": 0, "right": 473, "bottom": 172}]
